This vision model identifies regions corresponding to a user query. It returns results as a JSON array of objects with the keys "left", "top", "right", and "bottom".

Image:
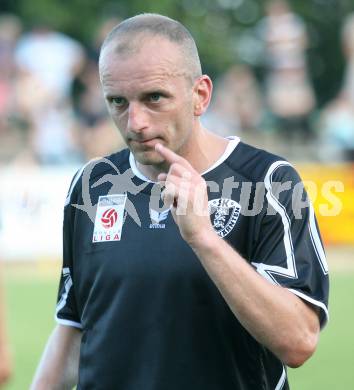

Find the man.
[{"left": 31, "top": 14, "right": 329, "bottom": 389}]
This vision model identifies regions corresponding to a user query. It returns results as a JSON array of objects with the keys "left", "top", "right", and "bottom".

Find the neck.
[{"left": 136, "top": 125, "right": 229, "bottom": 181}]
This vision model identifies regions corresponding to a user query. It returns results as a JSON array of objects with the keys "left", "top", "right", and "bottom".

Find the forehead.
[{"left": 99, "top": 37, "right": 189, "bottom": 93}]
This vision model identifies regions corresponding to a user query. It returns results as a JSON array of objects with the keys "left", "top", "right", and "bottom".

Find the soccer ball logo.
[{"left": 101, "top": 208, "right": 118, "bottom": 229}]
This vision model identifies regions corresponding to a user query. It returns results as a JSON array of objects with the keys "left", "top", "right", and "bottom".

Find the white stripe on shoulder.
[
  {"left": 64, "top": 158, "right": 101, "bottom": 206},
  {"left": 288, "top": 288, "right": 329, "bottom": 328},
  {"left": 252, "top": 160, "right": 298, "bottom": 283},
  {"left": 55, "top": 267, "right": 73, "bottom": 315},
  {"left": 275, "top": 365, "right": 286, "bottom": 390},
  {"left": 55, "top": 317, "right": 83, "bottom": 329},
  {"left": 308, "top": 203, "right": 329, "bottom": 275},
  {"left": 55, "top": 267, "right": 82, "bottom": 329},
  {"left": 64, "top": 165, "right": 86, "bottom": 207}
]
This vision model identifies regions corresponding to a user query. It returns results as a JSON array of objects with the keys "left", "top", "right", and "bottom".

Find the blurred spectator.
[
  {"left": 258, "top": 0, "right": 316, "bottom": 138},
  {"left": 13, "top": 26, "right": 85, "bottom": 164},
  {"left": 71, "top": 17, "right": 125, "bottom": 160},
  {"left": 80, "top": 118, "right": 125, "bottom": 161},
  {"left": 71, "top": 55, "right": 125, "bottom": 161},
  {"left": 341, "top": 13, "right": 354, "bottom": 105},
  {"left": 318, "top": 95, "right": 354, "bottom": 161},
  {"left": 0, "top": 14, "right": 21, "bottom": 107},
  {"left": 91, "top": 17, "right": 122, "bottom": 59},
  {"left": 317, "top": 13, "right": 354, "bottom": 161},
  {"left": 71, "top": 54, "right": 106, "bottom": 130},
  {"left": 0, "top": 17, "right": 126, "bottom": 166},
  {"left": 0, "top": 14, "right": 27, "bottom": 165},
  {"left": 203, "top": 64, "right": 264, "bottom": 137},
  {"left": 15, "top": 26, "right": 85, "bottom": 101}
]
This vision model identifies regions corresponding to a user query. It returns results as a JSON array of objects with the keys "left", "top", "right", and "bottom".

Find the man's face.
[{"left": 99, "top": 36, "right": 197, "bottom": 167}]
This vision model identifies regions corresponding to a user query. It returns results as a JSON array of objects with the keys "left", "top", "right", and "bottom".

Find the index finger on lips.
[{"left": 155, "top": 143, "right": 193, "bottom": 171}]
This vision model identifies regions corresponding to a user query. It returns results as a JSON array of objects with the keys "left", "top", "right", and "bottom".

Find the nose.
[{"left": 127, "top": 102, "right": 148, "bottom": 133}]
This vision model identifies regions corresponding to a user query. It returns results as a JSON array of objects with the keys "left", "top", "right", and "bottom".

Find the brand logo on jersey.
[
  {"left": 101, "top": 208, "right": 118, "bottom": 229},
  {"left": 208, "top": 198, "right": 241, "bottom": 238},
  {"left": 149, "top": 207, "right": 170, "bottom": 229},
  {"left": 93, "top": 194, "right": 127, "bottom": 242}
]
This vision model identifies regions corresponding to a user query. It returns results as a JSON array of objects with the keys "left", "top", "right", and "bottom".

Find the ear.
[{"left": 193, "top": 75, "right": 213, "bottom": 117}]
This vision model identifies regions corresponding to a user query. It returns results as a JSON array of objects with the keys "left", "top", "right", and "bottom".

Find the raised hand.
[{"left": 155, "top": 143, "right": 214, "bottom": 244}]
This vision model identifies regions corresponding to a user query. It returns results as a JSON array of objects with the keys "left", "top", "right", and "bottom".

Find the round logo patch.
[
  {"left": 208, "top": 198, "right": 241, "bottom": 238},
  {"left": 101, "top": 208, "right": 118, "bottom": 229}
]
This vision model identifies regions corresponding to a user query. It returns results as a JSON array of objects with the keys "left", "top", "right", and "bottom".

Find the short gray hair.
[{"left": 99, "top": 13, "right": 202, "bottom": 82}]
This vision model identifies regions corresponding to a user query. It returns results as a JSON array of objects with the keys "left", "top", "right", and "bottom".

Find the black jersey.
[{"left": 56, "top": 137, "right": 329, "bottom": 390}]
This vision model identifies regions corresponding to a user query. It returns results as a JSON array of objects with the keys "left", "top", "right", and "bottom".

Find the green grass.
[
  {"left": 3, "top": 270, "right": 354, "bottom": 389},
  {"left": 4, "top": 275, "right": 58, "bottom": 390},
  {"left": 288, "top": 272, "right": 354, "bottom": 389}
]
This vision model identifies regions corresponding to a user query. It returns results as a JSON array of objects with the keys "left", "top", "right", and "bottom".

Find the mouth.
[{"left": 129, "top": 137, "right": 162, "bottom": 149}]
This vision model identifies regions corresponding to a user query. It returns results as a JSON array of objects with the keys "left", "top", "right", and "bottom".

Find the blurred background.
[{"left": 0, "top": 0, "right": 353, "bottom": 388}]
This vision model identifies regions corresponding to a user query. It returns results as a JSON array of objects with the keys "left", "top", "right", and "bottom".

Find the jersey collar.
[{"left": 129, "top": 136, "right": 240, "bottom": 183}]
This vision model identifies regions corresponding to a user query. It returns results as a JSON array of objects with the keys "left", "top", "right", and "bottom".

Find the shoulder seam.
[
  {"left": 64, "top": 159, "right": 96, "bottom": 207},
  {"left": 263, "top": 160, "right": 293, "bottom": 184}
]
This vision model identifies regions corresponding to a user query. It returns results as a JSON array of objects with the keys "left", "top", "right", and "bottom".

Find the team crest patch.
[
  {"left": 208, "top": 198, "right": 241, "bottom": 238},
  {"left": 93, "top": 194, "right": 127, "bottom": 243}
]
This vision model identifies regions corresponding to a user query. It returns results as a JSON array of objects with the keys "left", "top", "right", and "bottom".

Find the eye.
[
  {"left": 110, "top": 97, "right": 127, "bottom": 107},
  {"left": 149, "top": 93, "right": 162, "bottom": 102}
]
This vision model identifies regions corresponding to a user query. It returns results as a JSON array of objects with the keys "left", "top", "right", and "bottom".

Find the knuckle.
[
  {"left": 182, "top": 170, "right": 192, "bottom": 179},
  {"left": 170, "top": 163, "right": 180, "bottom": 173},
  {"left": 165, "top": 182, "right": 176, "bottom": 194}
]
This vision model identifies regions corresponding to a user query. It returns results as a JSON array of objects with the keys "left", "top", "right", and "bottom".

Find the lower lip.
[{"left": 132, "top": 138, "right": 161, "bottom": 148}]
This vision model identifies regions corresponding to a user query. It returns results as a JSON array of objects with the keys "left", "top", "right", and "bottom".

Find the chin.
[{"left": 133, "top": 150, "right": 165, "bottom": 166}]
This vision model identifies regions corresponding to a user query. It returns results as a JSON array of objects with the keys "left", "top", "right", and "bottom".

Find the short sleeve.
[
  {"left": 55, "top": 170, "right": 83, "bottom": 329},
  {"left": 251, "top": 161, "right": 329, "bottom": 328}
]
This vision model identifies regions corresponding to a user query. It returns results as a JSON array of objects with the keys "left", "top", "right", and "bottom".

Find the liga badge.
[
  {"left": 92, "top": 194, "right": 127, "bottom": 243},
  {"left": 208, "top": 198, "right": 241, "bottom": 238}
]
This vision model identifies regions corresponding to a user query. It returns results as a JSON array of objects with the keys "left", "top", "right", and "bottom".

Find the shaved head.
[{"left": 99, "top": 13, "right": 202, "bottom": 84}]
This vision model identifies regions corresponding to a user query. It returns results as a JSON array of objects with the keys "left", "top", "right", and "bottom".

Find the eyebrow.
[
  {"left": 142, "top": 89, "right": 170, "bottom": 97},
  {"left": 105, "top": 88, "right": 171, "bottom": 100}
]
